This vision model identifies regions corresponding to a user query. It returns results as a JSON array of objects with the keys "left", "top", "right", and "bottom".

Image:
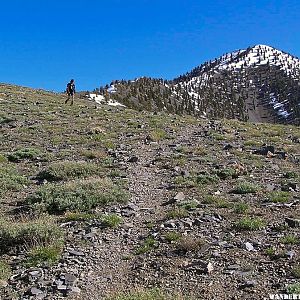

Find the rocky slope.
[
  {"left": 0, "top": 84, "right": 300, "bottom": 299},
  {"left": 96, "top": 45, "right": 300, "bottom": 125}
]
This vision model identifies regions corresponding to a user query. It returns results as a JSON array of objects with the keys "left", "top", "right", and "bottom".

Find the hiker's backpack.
[{"left": 66, "top": 83, "right": 71, "bottom": 93}]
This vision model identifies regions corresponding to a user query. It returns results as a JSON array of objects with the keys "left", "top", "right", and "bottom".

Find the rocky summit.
[
  {"left": 95, "top": 45, "right": 300, "bottom": 125},
  {"left": 0, "top": 83, "right": 300, "bottom": 300}
]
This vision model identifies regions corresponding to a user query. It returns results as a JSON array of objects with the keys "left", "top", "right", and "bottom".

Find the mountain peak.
[
  {"left": 251, "top": 44, "right": 275, "bottom": 50},
  {"left": 97, "top": 45, "right": 300, "bottom": 125}
]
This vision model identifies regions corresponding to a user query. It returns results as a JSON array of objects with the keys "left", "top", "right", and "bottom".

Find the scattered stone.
[
  {"left": 180, "top": 170, "right": 190, "bottom": 177},
  {"left": 253, "top": 145, "right": 275, "bottom": 156},
  {"left": 70, "top": 286, "right": 81, "bottom": 294},
  {"left": 63, "top": 273, "right": 77, "bottom": 286},
  {"left": 56, "top": 284, "right": 68, "bottom": 291},
  {"left": 276, "top": 151, "right": 287, "bottom": 159},
  {"left": 128, "top": 156, "right": 138, "bottom": 163},
  {"left": 245, "top": 242, "right": 254, "bottom": 251},
  {"left": 286, "top": 250, "right": 296, "bottom": 259},
  {"left": 285, "top": 217, "right": 300, "bottom": 228},
  {"left": 183, "top": 261, "right": 214, "bottom": 274},
  {"left": 223, "top": 144, "right": 233, "bottom": 151},
  {"left": 193, "top": 218, "right": 203, "bottom": 226},
  {"left": 292, "top": 137, "right": 300, "bottom": 143},
  {"left": 227, "top": 264, "right": 241, "bottom": 270},
  {"left": 162, "top": 220, "right": 177, "bottom": 228},
  {"left": 267, "top": 151, "right": 276, "bottom": 158},
  {"left": 173, "top": 192, "right": 186, "bottom": 202},
  {"left": 161, "top": 192, "right": 185, "bottom": 206},
  {"left": 281, "top": 182, "right": 298, "bottom": 192},
  {"left": 30, "top": 287, "right": 44, "bottom": 296},
  {"left": 182, "top": 219, "right": 193, "bottom": 228},
  {"left": 240, "top": 280, "right": 257, "bottom": 289},
  {"left": 68, "top": 249, "right": 85, "bottom": 256}
]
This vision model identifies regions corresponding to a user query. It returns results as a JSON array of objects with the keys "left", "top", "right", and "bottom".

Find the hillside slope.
[
  {"left": 98, "top": 45, "right": 300, "bottom": 125},
  {"left": 0, "top": 84, "right": 300, "bottom": 299}
]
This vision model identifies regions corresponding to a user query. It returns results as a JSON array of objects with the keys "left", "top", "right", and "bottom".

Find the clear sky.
[{"left": 0, "top": 0, "right": 300, "bottom": 92}]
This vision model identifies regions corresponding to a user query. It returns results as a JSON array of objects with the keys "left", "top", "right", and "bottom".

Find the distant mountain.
[{"left": 94, "top": 45, "right": 300, "bottom": 124}]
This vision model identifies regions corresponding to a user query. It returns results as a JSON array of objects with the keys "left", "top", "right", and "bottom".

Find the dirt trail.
[{"left": 77, "top": 130, "right": 180, "bottom": 299}]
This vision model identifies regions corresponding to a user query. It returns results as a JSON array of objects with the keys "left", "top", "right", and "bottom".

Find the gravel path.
[{"left": 76, "top": 132, "right": 176, "bottom": 299}]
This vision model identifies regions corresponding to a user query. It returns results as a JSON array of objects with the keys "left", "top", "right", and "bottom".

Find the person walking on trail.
[{"left": 65, "top": 79, "right": 76, "bottom": 105}]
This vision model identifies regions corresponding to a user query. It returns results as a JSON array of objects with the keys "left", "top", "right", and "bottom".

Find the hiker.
[{"left": 65, "top": 79, "right": 76, "bottom": 105}]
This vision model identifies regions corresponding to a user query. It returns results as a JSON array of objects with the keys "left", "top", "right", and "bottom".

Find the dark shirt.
[{"left": 67, "top": 82, "right": 76, "bottom": 94}]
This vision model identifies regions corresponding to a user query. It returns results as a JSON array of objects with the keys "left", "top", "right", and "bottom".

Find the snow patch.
[
  {"left": 107, "top": 85, "right": 117, "bottom": 93},
  {"left": 107, "top": 99, "right": 126, "bottom": 107},
  {"left": 89, "top": 94, "right": 105, "bottom": 104},
  {"left": 269, "top": 93, "right": 291, "bottom": 119}
]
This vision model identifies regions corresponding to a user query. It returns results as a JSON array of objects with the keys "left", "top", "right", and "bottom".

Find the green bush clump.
[
  {"left": 233, "top": 202, "right": 249, "bottom": 214},
  {"left": 196, "top": 174, "right": 219, "bottom": 185},
  {"left": 101, "top": 214, "right": 123, "bottom": 228},
  {"left": 234, "top": 217, "right": 266, "bottom": 231},
  {"left": 280, "top": 235, "right": 299, "bottom": 245},
  {"left": 214, "top": 168, "right": 236, "bottom": 179},
  {"left": 0, "top": 166, "right": 28, "bottom": 196},
  {"left": 287, "top": 283, "right": 300, "bottom": 294},
  {"left": 292, "top": 266, "right": 300, "bottom": 278},
  {"left": 0, "top": 216, "right": 64, "bottom": 253},
  {"left": 283, "top": 171, "right": 298, "bottom": 179},
  {"left": 0, "top": 260, "right": 11, "bottom": 280},
  {"left": 26, "top": 244, "right": 63, "bottom": 267},
  {"left": 37, "top": 161, "right": 104, "bottom": 181},
  {"left": 178, "top": 200, "right": 199, "bottom": 210},
  {"left": 232, "top": 182, "right": 259, "bottom": 194},
  {"left": 135, "top": 237, "right": 156, "bottom": 255},
  {"left": 166, "top": 208, "right": 189, "bottom": 219},
  {"left": 63, "top": 212, "right": 100, "bottom": 222},
  {"left": 27, "top": 178, "right": 129, "bottom": 214},
  {"left": 267, "top": 191, "right": 291, "bottom": 203},
  {"left": 165, "top": 232, "right": 181, "bottom": 243},
  {"left": 7, "top": 148, "right": 42, "bottom": 162},
  {"left": 149, "top": 129, "right": 168, "bottom": 141}
]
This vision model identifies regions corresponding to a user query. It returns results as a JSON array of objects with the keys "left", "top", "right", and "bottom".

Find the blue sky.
[{"left": 0, "top": 0, "right": 299, "bottom": 92}]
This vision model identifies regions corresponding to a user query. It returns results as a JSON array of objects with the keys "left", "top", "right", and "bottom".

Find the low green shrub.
[
  {"left": 267, "top": 191, "right": 291, "bottom": 203},
  {"left": 280, "top": 235, "right": 299, "bottom": 245},
  {"left": 292, "top": 266, "right": 300, "bottom": 278},
  {"left": 214, "top": 168, "right": 236, "bottom": 179},
  {"left": 287, "top": 283, "right": 300, "bottom": 294},
  {"left": 101, "top": 214, "right": 122, "bottom": 228},
  {"left": 149, "top": 129, "right": 168, "bottom": 141},
  {"left": 283, "top": 171, "right": 298, "bottom": 179},
  {"left": 37, "top": 161, "right": 104, "bottom": 181},
  {"left": 63, "top": 212, "right": 100, "bottom": 222},
  {"left": 233, "top": 202, "right": 249, "bottom": 214},
  {"left": 234, "top": 217, "right": 266, "bottom": 231},
  {"left": 7, "top": 148, "right": 42, "bottom": 162},
  {"left": 25, "top": 244, "right": 63, "bottom": 267},
  {"left": 165, "top": 232, "right": 181, "bottom": 243},
  {"left": 232, "top": 182, "right": 259, "bottom": 194},
  {"left": 27, "top": 178, "right": 129, "bottom": 214},
  {"left": 0, "top": 260, "right": 11, "bottom": 280},
  {"left": 166, "top": 208, "right": 189, "bottom": 219},
  {"left": 0, "top": 216, "right": 64, "bottom": 253},
  {"left": 135, "top": 237, "right": 156, "bottom": 255},
  {"left": 0, "top": 166, "right": 28, "bottom": 196},
  {"left": 196, "top": 174, "right": 219, "bottom": 185},
  {"left": 178, "top": 200, "right": 198, "bottom": 210}
]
